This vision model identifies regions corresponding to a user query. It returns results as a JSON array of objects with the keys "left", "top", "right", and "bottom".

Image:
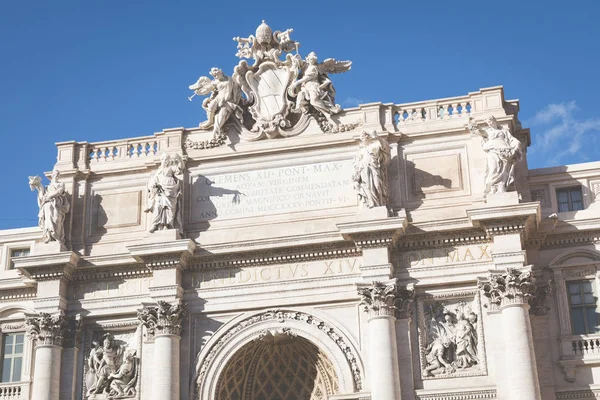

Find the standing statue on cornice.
[
  {"left": 352, "top": 131, "right": 391, "bottom": 208},
  {"left": 188, "top": 67, "right": 243, "bottom": 135},
  {"left": 466, "top": 116, "right": 522, "bottom": 197},
  {"left": 144, "top": 153, "right": 184, "bottom": 234},
  {"left": 28, "top": 170, "right": 70, "bottom": 244},
  {"left": 289, "top": 52, "right": 352, "bottom": 126}
]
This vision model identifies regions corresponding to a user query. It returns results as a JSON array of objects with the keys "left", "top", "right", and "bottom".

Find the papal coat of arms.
[{"left": 188, "top": 21, "right": 358, "bottom": 144}]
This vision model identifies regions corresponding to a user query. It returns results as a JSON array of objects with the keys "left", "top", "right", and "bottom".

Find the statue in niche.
[
  {"left": 289, "top": 51, "right": 352, "bottom": 126},
  {"left": 28, "top": 170, "right": 70, "bottom": 244},
  {"left": 422, "top": 301, "right": 480, "bottom": 377},
  {"left": 85, "top": 333, "right": 138, "bottom": 399},
  {"left": 188, "top": 67, "right": 243, "bottom": 135},
  {"left": 466, "top": 116, "right": 522, "bottom": 197},
  {"left": 144, "top": 153, "right": 185, "bottom": 234},
  {"left": 352, "top": 130, "right": 391, "bottom": 208}
]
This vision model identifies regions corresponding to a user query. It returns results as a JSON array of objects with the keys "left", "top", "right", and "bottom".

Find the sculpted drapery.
[
  {"left": 144, "top": 153, "right": 184, "bottom": 234},
  {"left": 28, "top": 170, "right": 70, "bottom": 244},
  {"left": 352, "top": 131, "right": 391, "bottom": 208},
  {"left": 467, "top": 116, "right": 522, "bottom": 197}
]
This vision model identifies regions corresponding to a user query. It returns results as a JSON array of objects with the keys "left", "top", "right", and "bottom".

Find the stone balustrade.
[
  {"left": 0, "top": 383, "right": 26, "bottom": 400},
  {"left": 55, "top": 86, "right": 514, "bottom": 174},
  {"left": 393, "top": 95, "right": 473, "bottom": 125},
  {"left": 89, "top": 136, "right": 158, "bottom": 162},
  {"left": 572, "top": 336, "right": 600, "bottom": 356}
]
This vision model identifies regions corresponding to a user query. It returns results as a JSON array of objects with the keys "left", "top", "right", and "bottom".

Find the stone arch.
[
  {"left": 549, "top": 248, "right": 600, "bottom": 268},
  {"left": 0, "top": 305, "right": 36, "bottom": 320},
  {"left": 193, "top": 308, "right": 365, "bottom": 400}
]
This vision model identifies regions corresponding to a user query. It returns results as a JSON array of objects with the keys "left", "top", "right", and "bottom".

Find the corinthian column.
[
  {"left": 138, "top": 300, "right": 186, "bottom": 400},
  {"left": 479, "top": 268, "right": 541, "bottom": 400},
  {"left": 358, "top": 280, "right": 413, "bottom": 400},
  {"left": 25, "top": 313, "right": 69, "bottom": 400}
]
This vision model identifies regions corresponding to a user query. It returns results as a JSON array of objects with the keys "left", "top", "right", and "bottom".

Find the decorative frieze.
[
  {"left": 357, "top": 280, "right": 413, "bottom": 319},
  {"left": 137, "top": 300, "right": 186, "bottom": 337},
  {"left": 25, "top": 312, "right": 69, "bottom": 346},
  {"left": 478, "top": 268, "right": 536, "bottom": 311}
]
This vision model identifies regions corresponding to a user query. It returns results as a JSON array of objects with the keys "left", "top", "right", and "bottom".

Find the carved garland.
[{"left": 195, "top": 309, "right": 363, "bottom": 397}]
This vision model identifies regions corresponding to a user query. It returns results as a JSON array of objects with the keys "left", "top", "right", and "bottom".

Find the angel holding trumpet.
[{"left": 188, "top": 67, "right": 243, "bottom": 135}]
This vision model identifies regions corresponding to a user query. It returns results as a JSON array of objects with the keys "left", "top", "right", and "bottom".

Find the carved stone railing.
[
  {"left": 0, "top": 382, "right": 27, "bottom": 400},
  {"left": 571, "top": 336, "right": 600, "bottom": 356},
  {"left": 89, "top": 136, "right": 158, "bottom": 162},
  {"left": 59, "top": 86, "right": 515, "bottom": 172},
  {"left": 393, "top": 95, "right": 473, "bottom": 125}
]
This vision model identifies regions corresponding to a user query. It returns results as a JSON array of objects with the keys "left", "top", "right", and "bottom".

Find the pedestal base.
[
  {"left": 486, "top": 191, "right": 520, "bottom": 206},
  {"left": 145, "top": 229, "right": 181, "bottom": 243},
  {"left": 356, "top": 205, "right": 389, "bottom": 221},
  {"left": 32, "top": 241, "right": 66, "bottom": 255}
]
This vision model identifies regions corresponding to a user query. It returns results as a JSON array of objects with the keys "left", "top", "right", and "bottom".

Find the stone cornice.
[
  {"left": 189, "top": 245, "right": 360, "bottom": 270},
  {"left": 14, "top": 251, "right": 79, "bottom": 282},
  {"left": 70, "top": 264, "right": 152, "bottom": 281},
  {"left": 397, "top": 228, "right": 489, "bottom": 251},
  {"left": 127, "top": 239, "right": 196, "bottom": 270},
  {"left": 0, "top": 286, "right": 36, "bottom": 302},
  {"left": 467, "top": 202, "right": 540, "bottom": 240},
  {"left": 337, "top": 210, "right": 408, "bottom": 249}
]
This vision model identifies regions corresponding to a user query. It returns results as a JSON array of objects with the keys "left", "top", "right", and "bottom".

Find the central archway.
[
  {"left": 216, "top": 331, "right": 338, "bottom": 400},
  {"left": 193, "top": 308, "right": 365, "bottom": 399}
]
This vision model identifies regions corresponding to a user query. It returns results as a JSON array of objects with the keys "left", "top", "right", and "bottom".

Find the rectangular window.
[
  {"left": 9, "top": 248, "right": 30, "bottom": 270},
  {"left": 568, "top": 281, "right": 599, "bottom": 335},
  {"left": 1, "top": 333, "right": 24, "bottom": 383},
  {"left": 557, "top": 186, "right": 584, "bottom": 212}
]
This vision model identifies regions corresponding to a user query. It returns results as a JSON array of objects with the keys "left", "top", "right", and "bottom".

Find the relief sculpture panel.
[
  {"left": 417, "top": 292, "right": 486, "bottom": 380},
  {"left": 83, "top": 327, "right": 142, "bottom": 399}
]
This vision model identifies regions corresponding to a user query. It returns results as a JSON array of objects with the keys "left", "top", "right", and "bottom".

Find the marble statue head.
[
  {"left": 485, "top": 116, "right": 499, "bottom": 129},
  {"left": 209, "top": 67, "right": 224, "bottom": 79},
  {"left": 306, "top": 52, "right": 318, "bottom": 65}
]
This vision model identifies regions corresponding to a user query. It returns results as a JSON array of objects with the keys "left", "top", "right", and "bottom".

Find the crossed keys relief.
[{"left": 188, "top": 20, "right": 358, "bottom": 143}]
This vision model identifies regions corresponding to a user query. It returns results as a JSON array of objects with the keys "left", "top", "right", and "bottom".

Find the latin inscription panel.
[
  {"left": 191, "top": 160, "right": 356, "bottom": 222},
  {"left": 186, "top": 257, "right": 362, "bottom": 289}
]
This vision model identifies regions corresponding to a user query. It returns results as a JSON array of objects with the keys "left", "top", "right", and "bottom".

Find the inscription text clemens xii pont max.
[{"left": 192, "top": 160, "right": 355, "bottom": 221}]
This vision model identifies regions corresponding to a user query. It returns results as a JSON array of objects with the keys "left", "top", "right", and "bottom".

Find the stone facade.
[{"left": 2, "top": 21, "right": 600, "bottom": 400}]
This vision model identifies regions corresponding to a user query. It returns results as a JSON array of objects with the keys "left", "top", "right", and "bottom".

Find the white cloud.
[{"left": 528, "top": 101, "right": 600, "bottom": 166}]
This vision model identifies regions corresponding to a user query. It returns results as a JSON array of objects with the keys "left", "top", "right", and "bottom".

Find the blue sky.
[{"left": 0, "top": 0, "right": 599, "bottom": 229}]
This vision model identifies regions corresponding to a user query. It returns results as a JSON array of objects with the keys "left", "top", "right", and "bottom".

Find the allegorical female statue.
[
  {"left": 352, "top": 130, "right": 391, "bottom": 208},
  {"left": 466, "top": 116, "right": 522, "bottom": 197},
  {"left": 28, "top": 170, "right": 70, "bottom": 244},
  {"left": 144, "top": 153, "right": 185, "bottom": 234}
]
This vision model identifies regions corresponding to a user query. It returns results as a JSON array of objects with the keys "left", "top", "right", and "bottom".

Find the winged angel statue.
[{"left": 187, "top": 21, "right": 358, "bottom": 143}]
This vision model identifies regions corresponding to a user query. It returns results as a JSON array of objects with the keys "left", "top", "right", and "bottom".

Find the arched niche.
[{"left": 192, "top": 308, "right": 365, "bottom": 400}]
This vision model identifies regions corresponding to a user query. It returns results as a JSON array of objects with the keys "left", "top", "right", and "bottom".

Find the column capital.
[
  {"left": 357, "top": 280, "right": 414, "bottom": 319},
  {"left": 25, "top": 312, "right": 69, "bottom": 347},
  {"left": 478, "top": 268, "right": 537, "bottom": 311},
  {"left": 138, "top": 300, "right": 186, "bottom": 338}
]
